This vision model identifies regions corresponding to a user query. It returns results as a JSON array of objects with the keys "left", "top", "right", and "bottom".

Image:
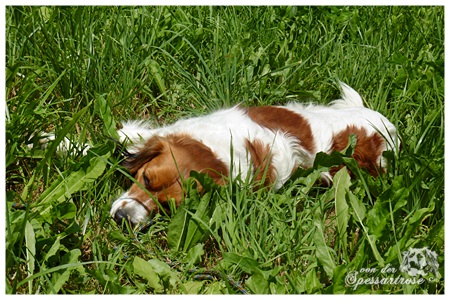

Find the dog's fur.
[{"left": 110, "top": 83, "right": 400, "bottom": 226}]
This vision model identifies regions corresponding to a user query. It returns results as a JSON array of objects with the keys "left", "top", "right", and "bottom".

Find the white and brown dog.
[{"left": 110, "top": 83, "right": 400, "bottom": 226}]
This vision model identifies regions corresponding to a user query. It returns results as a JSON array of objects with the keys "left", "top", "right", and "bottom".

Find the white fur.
[
  {"left": 329, "top": 81, "right": 365, "bottom": 108},
  {"left": 119, "top": 107, "right": 302, "bottom": 189},
  {"left": 110, "top": 192, "right": 150, "bottom": 225},
  {"left": 28, "top": 132, "right": 90, "bottom": 156}
]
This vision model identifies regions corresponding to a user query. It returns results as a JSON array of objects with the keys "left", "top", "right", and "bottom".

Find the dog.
[{"left": 110, "top": 83, "right": 400, "bottom": 226}]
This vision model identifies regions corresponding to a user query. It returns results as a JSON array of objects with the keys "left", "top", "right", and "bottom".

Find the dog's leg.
[{"left": 27, "top": 132, "right": 90, "bottom": 156}]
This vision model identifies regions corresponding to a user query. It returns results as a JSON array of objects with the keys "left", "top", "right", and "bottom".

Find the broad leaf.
[
  {"left": 25, "top": 220, "right": 36, "bottom": 293},
  {"left": 184, "top": 243, "right": 205, "bottom": 266},
  {"left": 51, "top": 249, "right": 81, "bottom": 293},
  {"left": 133, "top": 256, "right": 163, "bottom": 292},
  {"left": 313, "top": 219, "right": 336, "bottom": 278},
  {"left": 333, "top": 167, "right": 350, "bottom": 252}
]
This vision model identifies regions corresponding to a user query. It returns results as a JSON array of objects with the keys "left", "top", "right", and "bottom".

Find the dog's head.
[{"left": 111, "top": 134, "right": 228, "bottom": 226}]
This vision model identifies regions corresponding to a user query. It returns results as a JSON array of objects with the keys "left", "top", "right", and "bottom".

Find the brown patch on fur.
[
  {"left": 330, "top": 126, "right": 385, "bottom": 177},
  {"left": 123, "top": 134, "right": 228, "bottom": 213},
  {"left": 247, "top": 106, "right": 315, "bottom": 153},
  {"left": 245, "top": 138, "right": 275, "bottom": 187}
]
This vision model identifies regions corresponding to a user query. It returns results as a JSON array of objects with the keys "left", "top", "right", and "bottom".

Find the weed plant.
[{"left": 5, "top": 6, "right": 444, "bottom": 294}]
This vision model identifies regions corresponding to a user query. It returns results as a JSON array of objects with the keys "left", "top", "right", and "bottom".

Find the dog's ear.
[{"left": 121, "top": 136, "right": 165, "bottom": 175}]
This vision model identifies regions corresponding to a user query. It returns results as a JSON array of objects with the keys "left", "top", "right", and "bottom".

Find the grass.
[{"left": 5, "top": 6, "right": 444, "bottom": 294}]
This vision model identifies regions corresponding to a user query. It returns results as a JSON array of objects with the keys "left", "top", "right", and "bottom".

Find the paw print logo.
[{"left": 399, "top": 247, "right": 439, "bottom": 277}]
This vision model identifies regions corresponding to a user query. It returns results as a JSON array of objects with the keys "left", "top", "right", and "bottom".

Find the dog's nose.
[{"left": 113, "top": 209, "right": 132, "bottom": 226}]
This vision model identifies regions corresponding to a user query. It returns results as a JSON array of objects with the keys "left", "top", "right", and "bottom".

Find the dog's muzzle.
[{"left": 110, "top": 193, "right": 150, "bottom": 227}]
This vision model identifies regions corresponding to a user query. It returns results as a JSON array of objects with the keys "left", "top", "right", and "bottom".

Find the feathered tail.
[{"left": 329, "top": 82, "right": 365, "bottom": 108}]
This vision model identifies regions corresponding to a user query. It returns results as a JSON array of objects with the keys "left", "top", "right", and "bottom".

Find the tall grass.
[{"left": 5, "top": 6, "right": 444, "bottom": 294}]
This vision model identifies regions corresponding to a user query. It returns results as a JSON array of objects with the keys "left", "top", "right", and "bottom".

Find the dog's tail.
[{"left": 329, "top": 82, "right": 365, "bottom": 108}]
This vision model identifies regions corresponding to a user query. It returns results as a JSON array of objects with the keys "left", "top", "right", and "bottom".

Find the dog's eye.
[{"left": 143, "top": 175, "right": 150, "bottom": 187}]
